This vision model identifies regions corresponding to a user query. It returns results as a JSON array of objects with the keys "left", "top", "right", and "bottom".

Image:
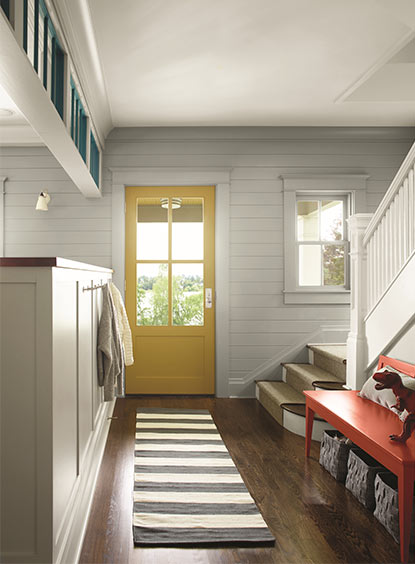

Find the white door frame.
[{"left": 110, "top": 167, "right": 231, "bottom": 397}]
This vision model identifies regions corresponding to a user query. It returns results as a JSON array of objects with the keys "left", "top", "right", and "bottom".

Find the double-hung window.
[
  {"left": 281, "top": 174, "right": 369, "bottom": 304},
  {"left": 297, "top": 196, "right": 348, "bottom": 288}
]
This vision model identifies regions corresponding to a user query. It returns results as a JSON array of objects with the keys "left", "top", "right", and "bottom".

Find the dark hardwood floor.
[{"left": 79, "top": 397, "right": 404, "bottom": 564}]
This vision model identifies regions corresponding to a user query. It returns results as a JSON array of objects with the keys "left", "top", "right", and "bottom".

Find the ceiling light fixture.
[
  {"left": 160, "top": 197, "right": 182, "bottom": 209},
  {"left": 35, "top": 191, "right": 51, "bottom": 211}
]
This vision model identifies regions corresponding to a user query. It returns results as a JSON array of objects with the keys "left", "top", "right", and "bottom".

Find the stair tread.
[
  {"left": 283, "top": 363, "right": 345, "bottom": 384},
  {"left": 256, "top": 381, "right": 305, "bottom": 405},
  {"left": 307, "top": 344, "right": 347, "bottom": 365},
  {"left": 256, "top": 382, "right": 327, "bottom": 421}
]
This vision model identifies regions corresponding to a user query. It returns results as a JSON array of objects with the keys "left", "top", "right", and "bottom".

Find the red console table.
[{"left": 304, "top": 389, "right": 415, "bottom": 563}]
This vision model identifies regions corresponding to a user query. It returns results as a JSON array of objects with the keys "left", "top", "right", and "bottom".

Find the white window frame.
[
  {"left": 281, "top": 174, "right": 369, "bottom": 305},
  {"left": 296, "top": 194, "right": 349, "bottom": 289}
]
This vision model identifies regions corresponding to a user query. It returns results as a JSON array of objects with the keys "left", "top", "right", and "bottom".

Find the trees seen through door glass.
[{"left": 136, "top": 197, "right": 205, "bottom": 326}]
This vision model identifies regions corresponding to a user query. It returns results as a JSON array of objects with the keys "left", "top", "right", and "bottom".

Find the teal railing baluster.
[
  {"left": 33, "top": 0, "right": 39, "bottom": 72},
  {"left": 23, "top": 0, "right": 28, "bottom": 52},
  {"left": 43, "top": 15, "right": 48, "bottom": 88}
]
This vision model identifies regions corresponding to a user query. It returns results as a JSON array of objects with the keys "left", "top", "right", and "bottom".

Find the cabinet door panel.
[
  {"left": 92, "top": 282, "right": 104, "bottom": 424},
  {"left": 78, "top": 280, "right": 93, "bottom": 468},
  {"left": 53, "top": 279, "right": 77, "bottom": 537}
]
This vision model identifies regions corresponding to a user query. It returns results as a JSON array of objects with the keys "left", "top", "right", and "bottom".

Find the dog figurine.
[{"left": 373, "top": 369, "right": 415, "bottom": 443}]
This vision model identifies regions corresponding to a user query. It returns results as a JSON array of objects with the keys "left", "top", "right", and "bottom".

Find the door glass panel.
[
  {"left": 321, "top": 200, "right": 343, "bottom": 241},
  {"left": 136, "top": 263, "right": 168, "bottom": 326},
  {"left": 172, "top": 198, "right": 204, "bottom": 260},
  {"left": 172, "top": 263, "right": 204, "bottom": 326},
  {"left": 323, "top": 244, "right": 345, "bottom": 285},
  {"left": 136, "top": 199, "right": 168, "bottom": 260},
  {"left": 297, "top": 201, "right": 319, "bottom": 241},
  {"left": 299, "top": 245, "right": 321, "bottom": 286}
]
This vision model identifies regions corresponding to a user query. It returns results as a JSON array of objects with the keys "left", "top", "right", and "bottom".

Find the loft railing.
[
  {"left": 363, "top": 143, "right": 415, "bottom": 315},
  {"left": 1, "top": 0, "right": 102, "bottom": 189}
]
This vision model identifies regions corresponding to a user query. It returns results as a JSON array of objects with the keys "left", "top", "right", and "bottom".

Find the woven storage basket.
[
  {"left": 373, "top": 472, "right": 400, "bottom": 543},
  {"left": 319, "top": 430, "right": 355, "bottom": 482},
  {"left": 345, "top": 449, "right": 384, "bottom": 510}
]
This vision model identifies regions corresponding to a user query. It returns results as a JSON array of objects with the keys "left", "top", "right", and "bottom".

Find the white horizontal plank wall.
[
  {"left": 104, "top": 126, "right": 414, "bottom": 395},
  {"left": 0, "top": 146, "right": 112, "bottom": 268}
]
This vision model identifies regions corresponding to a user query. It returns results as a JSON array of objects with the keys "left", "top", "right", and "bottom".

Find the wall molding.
[{"left": 111, "top": 167, "right": 232, "bottom": 398}]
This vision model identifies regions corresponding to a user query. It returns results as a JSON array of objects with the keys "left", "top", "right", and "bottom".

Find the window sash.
[{"left": 295, "top": 196, "right": 348, "bottom": 289}]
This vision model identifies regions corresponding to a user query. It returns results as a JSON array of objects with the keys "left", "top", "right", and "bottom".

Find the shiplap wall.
[
  {"left": 103, "top": 126, "right": 414, "bottom": 386},
  {"left": 1, "top": 127, "right": 414, "bottom": 390},
  {"left": 0, "top": 146, "right": 112, "bottom": 267}
]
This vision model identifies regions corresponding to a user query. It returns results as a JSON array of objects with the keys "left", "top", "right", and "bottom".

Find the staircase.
[{"left": 256, "top": 344, "right": 346, "bottom": 440}]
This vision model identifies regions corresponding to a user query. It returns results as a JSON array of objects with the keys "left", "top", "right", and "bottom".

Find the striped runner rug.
[{"left": 133, "top": 408, "right": 275, "bottom": 546}]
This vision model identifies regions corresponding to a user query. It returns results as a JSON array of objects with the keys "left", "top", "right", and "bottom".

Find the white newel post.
[{"left": 346, "top": 213, "right": 373, "bottom": 390}]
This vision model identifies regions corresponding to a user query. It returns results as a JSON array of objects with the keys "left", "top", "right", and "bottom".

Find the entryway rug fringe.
[{"left": 133, "top": 408, "right": 275, "bottom": 546}]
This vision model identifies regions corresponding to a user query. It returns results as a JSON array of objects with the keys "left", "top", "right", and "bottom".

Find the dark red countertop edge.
[{"left": 0, "top": 257, "right": 113, "bottom": 273}]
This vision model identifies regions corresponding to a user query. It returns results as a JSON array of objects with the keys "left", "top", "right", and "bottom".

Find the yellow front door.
[{"left": 125, "top": 186, "right": 215, "bottom": 394}]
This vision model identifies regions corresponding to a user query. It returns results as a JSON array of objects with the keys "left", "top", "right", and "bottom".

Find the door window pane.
[
  {"left": 136, "top": 199, "right": 168, "bottom": 260},
  {"left": 323, "top": 245, "right": 345, "bottom": 285},
  {"left": 297, "top": 201, "right": 319, "bottom": 241},
  {"left": 172, "top": 198, "right": 204, "bottom": 260},
  {"left": 172, "top": 264, "right": 204, "bottom": 326},
  {"left": 299, "top": 245, "right": 321, "bottom": 286},
  {"left": 321, "top": 200, "right": 343, "bottom": 241},
  {"left": 136, "top": 263, "right": 168, "bottom": 326}
]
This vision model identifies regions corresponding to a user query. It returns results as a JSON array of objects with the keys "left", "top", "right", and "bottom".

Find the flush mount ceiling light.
[
  {"left": 160, "top": 197, "right": 182, "bottom": 209},
  {"left": 0, "top": 108, "right": 14, "bottom": 117},
  {"left": 35, "top": 191, "right": 51, "bottom": 211}
]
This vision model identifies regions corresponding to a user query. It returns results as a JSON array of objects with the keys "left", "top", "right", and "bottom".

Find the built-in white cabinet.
[{"left": 0, "top": 258, "right": 115, "bottom": 564}]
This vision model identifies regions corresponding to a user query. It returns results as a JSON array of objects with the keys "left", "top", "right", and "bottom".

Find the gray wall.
[
  {"left": 0, "top": 146, "right": 112, "bottom": 267},
  {"left": 1, "top": 126, "right": 414, "bottom": 390},
  {"left": 103, "top": 126, "right": 414, "bottom": 385}
]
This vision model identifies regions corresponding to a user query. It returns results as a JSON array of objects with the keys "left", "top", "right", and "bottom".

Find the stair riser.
[
  {"left": 257, "top": 388, "right": 284, "bottom": 426},
  {"left": 313, "top": 352, "right": 346, "bottom": 381},
  {"left": 285, "top": 368, "right": 315, "bottom": 394},
  {"left": 283, "top": 410, "right": 335, "bottom": 441}
]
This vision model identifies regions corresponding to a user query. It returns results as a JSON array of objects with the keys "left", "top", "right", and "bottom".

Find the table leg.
[
  {"left": 305, "top": 404, "right": 315, "bottom": 457},
  {"left": 398, "top": 466, "right": 414, "bottom": 563}
]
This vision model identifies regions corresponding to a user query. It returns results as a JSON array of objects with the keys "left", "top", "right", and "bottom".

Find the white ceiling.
[
  {"left": 85, "top": 0, "right": 415, "bottom": 127},
  {"left": 1, "top": 0, "right": 415, "bottom": 146}
]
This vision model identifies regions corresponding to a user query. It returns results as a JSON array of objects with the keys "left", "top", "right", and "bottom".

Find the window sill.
[{"left": 283, "top": 290, "right": 351, "bottom": 305}]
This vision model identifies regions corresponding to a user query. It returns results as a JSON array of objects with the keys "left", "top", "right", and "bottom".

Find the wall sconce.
[{"left": 35, "top": 191, "right": 51, "bottom": 211}]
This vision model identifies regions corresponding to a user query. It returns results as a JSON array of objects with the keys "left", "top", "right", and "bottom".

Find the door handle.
[{"left": 205, "top": 288, "right": 213, "bottom": 308}]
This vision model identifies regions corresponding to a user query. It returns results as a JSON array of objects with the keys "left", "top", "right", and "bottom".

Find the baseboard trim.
[{"left": 55, "top": 399, "right": 115, "bottom": 564}]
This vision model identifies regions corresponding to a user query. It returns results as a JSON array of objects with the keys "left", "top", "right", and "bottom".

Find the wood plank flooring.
[{"left": 79, "top": 397, "right": 404, "bottom": 564}]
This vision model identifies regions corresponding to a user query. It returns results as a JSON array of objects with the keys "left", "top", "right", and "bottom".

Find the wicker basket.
[
  {"left": 373, "top": 472, "right": 400, "bottom": 543},
  {"left": 319, "top": 430, "right": 355, "bottom": 482},
  {"left": 345, "top": 449, "right": 385, "bottom": 510}
]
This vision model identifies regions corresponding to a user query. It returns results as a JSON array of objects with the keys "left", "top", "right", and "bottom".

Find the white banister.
[
  {"left": 364, "top": 141, "right": 415, "bottom": 245},
  {"left": 363, "top": 139, "right": 415, "bottom": 316},
  {"left": 346, "top": 214, "right": 373, "bottom": 389}
]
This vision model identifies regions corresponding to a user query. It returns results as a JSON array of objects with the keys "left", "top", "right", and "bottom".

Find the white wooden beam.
[{"left": 0, "top": 13, "right": 101, "bottom": 198}]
